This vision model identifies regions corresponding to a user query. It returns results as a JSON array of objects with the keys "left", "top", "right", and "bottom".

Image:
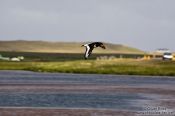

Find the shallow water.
[
  {"left": 0, "top": 70, "right": 174, "bottom": 85},
  {"left": 0, "top": 92, "right": 150, "bottom": 111},
  {"left": 0, "top": 70, "right": 174, "bottom": 111}
]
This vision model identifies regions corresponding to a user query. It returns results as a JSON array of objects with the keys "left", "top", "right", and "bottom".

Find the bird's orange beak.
[{"left": 100, "top": 44, "right": 106, "bottom": 49}]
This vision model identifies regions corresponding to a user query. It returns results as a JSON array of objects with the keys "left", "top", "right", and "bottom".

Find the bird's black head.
[{"left": 96, "top": 42, "right": 106, "bottom": 49}]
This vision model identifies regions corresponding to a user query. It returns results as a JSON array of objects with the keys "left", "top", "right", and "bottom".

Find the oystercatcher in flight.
[{"left": 81, "top": 42, "right": 106, "bottom": 59}]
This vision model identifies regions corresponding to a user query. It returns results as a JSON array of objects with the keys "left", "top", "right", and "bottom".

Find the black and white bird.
[{"left": 81, "top": 42, "right": 106, "bottom": 59}]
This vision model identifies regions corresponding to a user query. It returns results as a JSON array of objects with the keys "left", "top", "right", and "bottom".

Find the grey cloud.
[{"left": 0, "top": 0, "right": 175, "bottom": 51}]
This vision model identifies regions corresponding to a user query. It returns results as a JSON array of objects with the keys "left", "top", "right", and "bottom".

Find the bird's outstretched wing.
[
  {"left": 88, "top": 47, "right": 94, "bottom": 57},
  {"left": 84, "top": 45, "right": 90, "bottom": 59}
]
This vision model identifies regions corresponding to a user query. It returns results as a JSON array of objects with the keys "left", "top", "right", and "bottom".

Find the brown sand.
[{"left": 0, "top": 108, "right": 135, "bottom": 116}]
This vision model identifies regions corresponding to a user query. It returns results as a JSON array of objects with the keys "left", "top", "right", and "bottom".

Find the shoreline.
[
  {"left": 0, "top": 107, "right": 135, "bottom": 116},
  {"left": 0, "top": 69, "right": 175, "bottom": 77}
]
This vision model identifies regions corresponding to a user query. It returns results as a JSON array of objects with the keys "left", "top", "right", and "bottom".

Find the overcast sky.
[{"left": 0, "top": 0, "right": 175, "bottom": 51}]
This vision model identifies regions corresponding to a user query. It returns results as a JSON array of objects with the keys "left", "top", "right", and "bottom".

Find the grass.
[
  {"left": 0, "top": 59, "right": 175, "bottom": 76},
  {"left": 0, "top": 51, "right": 174, "bottom": 76},
  {"left": 0, "top": 51, "right": 144, "bottom": 61}
]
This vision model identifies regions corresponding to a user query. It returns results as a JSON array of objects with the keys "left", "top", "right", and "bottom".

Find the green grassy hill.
[{"left": 0, "top": 40, "right": 144, "bottom": 54}]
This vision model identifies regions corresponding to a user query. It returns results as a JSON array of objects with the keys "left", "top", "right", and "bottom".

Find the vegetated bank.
[{"left": 0, "top": 59, "right": 175, "bottom": 76}]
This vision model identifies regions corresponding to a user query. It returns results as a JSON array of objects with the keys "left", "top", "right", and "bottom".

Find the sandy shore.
[
  {"left": 0, "top": 108, "right": 136, "bottom": 116},
  {"left": 0, "top": 84, "right": 175, "bottom": 95}
]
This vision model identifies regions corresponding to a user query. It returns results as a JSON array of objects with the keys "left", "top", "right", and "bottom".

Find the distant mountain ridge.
[{"left": 0, "top": 40, "right": 144, "bottom": 54}]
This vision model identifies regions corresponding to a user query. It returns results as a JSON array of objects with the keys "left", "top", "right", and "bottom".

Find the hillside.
[{"left": 0, "top": 40, "right": 144, "bottom": 54}]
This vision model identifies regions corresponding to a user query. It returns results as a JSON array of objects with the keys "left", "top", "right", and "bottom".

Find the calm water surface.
[{"left": 0, "top": 70, "right": 174, "bottom": 111}]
